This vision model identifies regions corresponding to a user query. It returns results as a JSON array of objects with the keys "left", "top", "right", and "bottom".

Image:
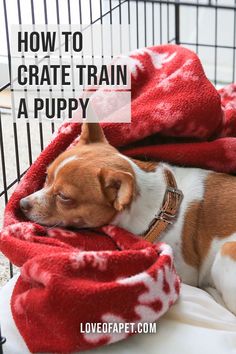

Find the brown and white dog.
[{"left": 20, "top": 123, "right": 236, "bottom": 315}]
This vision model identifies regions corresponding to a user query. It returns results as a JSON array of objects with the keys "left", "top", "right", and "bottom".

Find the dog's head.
[{"left": 20, "top": 123, "right": 135, "bottom": 228}]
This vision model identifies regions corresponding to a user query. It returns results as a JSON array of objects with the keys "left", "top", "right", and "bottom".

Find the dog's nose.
[{"left": 20, "top": 198, "right": 32, "bottom": 212}]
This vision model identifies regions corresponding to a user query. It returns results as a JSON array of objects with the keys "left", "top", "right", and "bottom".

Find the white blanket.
[{"left": 1, "top": 275, "right": 236, "bottom": 354}]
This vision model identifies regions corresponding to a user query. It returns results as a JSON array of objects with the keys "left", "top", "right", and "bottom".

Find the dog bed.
[
  {"left": 1, "top": 275, "right": 236, "bottom": 354},
  {"left": 1, "top": 44, "right": 236, "bottom": 353}
]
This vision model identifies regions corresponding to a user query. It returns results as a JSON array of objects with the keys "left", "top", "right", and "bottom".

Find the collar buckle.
[
  {"left": 154, "top": 186, "right": 183, "bottom": 225},
  {"left": 156, "top": 210, "right": 175, "bottom": 224},
  {"left": 144, "top": 168, "right": 184, "bottom": 243},
  {"left": 164, "top": 186, "right": 184, "bottom": 205}
]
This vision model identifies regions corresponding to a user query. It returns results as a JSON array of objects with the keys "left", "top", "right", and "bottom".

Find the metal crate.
[{"left": 0, "top": 0, "right": 236, "bottom": 352}]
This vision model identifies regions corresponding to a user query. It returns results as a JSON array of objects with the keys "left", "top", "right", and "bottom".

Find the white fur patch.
[
  {"left": 113, "top": 155, "right": 209, "bottom": 286},
  {"left": 28, "top": 186, "right": 50, "bottom": 209},
  {"left": 211, "top": 241, "right": 236, "bottom": 315},
  {"left": 112, "top": 156, "right": 166, "bottom": 235},
  {"left": 161, "top": 165, "right": 209, "bottom": 286},
  {"left": 54, "top": 155, "right": 78, "bottom": 178},
  {"left": 201, "top": 233, "right": 236, "bottom": 287}
]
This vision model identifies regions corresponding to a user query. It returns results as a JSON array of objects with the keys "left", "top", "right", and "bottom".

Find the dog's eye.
[{"left": 57, "top": 192, "right": 73, "bottom": 203}]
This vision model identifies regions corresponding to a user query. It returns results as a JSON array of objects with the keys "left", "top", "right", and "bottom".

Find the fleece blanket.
[
  {"left": 2, "top": 277, "right": 236, "bottom": 354},
  {"left": 1, "top": 44, "right": 236, "bottom": 353}
]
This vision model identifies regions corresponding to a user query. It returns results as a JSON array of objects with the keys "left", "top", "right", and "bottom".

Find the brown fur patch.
[
  {"left": 182, "top": 172, "right": 236, "bottom": 269},
  {"left": 131, "top": 158, "right": 157, "bottom": 172},
  {"left": 182, "top": 201, "right": 201, "bottom": 268},
  {"left": 27, "top": 140, "right": 137, "bottom": 228},
  {"left": 221, "top": 242, "right": 236, "bottom": 260}
]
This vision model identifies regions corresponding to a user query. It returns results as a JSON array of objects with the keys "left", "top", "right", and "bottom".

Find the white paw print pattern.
[
  {"left": 1, "top": 223, "right": 37, "bottom": 241},
  {"left": 112, "top": 53, "right": 145, "bottom": 80},
  {"left": 154, "top": 101, "right": 183, "bottom": 127},
  {"left": 156, "top": 59, "right": 198, "bottom": 91},
  {"left": 221, "top": 84, "right": 236, "bottom": 99},
  {"left": 52, "top": 122, "right": 74, "bottom": 140},
  {"left": 117, "top": 265, "right": 177, "bottom": 322},
  {"left": 178, "top": 120, "right": 208, "bottom": 136},
  {"left": 70, "top": 250, "right": 111, "bottom": 271},
  {"left": 127, "top": 48, "right": 177, "bottom": 79},
  {"left": 59, "top": 124, "right": 73, "bottom": 135},
  {"left": 90, "top": 90, "right": 122, "bottom": 118},
  {"left": 146, "top": 50, "right": 176, "bottom": 70},
  {"left": 157, "top": 243, "right": 174, "bottom": 257},
  {"left": 14, "top": 263, "right": 52, "bottom": 314},
  {"left": 126, "top": 56, "right": 146, "bottom": 79},
  {"left": 21, "top": 262, "right": 52, "bottom": 287},
  {"left": 224, "top": 101, "right": 236, "bottom": 111},
  {"left": 13, "top": 291, "right": 29, "bottom": 315},
  {"left": 82, "top": 245, "right": 179, "bottom": 346},
  {"left": 83, "top": 314, "right": 128, "bottom": 345},
  {"left": 117, "top": 246, "right": 178, "bottom": 322},
  {"left": 47, "top": 228, "right": 78, "bottom": 238}
]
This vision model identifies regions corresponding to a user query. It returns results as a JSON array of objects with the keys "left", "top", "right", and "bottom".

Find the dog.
[{"left": 20, "top": 122, "right": 236, "bottom": 315}]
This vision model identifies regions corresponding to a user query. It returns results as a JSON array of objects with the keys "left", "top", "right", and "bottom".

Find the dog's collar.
[{"left": 144, "top": 168, "right": 183, "bottom": 243}]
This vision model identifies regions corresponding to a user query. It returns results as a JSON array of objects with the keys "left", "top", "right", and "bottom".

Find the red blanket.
[{"left": 1, "top": 44, "right": 236, "bottom": 353}]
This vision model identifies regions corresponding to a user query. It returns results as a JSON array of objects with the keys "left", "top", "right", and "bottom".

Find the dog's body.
[{"left": 20, "top": 123, "right": 236, "bottom": 315}]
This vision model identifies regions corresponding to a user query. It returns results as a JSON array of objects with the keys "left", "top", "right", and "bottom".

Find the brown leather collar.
[{"left": 144, "top": 168, "right": 183, "bottom": 243}]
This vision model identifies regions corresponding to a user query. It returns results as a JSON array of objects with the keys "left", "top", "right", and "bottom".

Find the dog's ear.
[
  {"left": 99, "top": 167, "right": 134, "bottom": 211},
  {"left": 79, "top": 122, "right": 108, "bottom": 145}
]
